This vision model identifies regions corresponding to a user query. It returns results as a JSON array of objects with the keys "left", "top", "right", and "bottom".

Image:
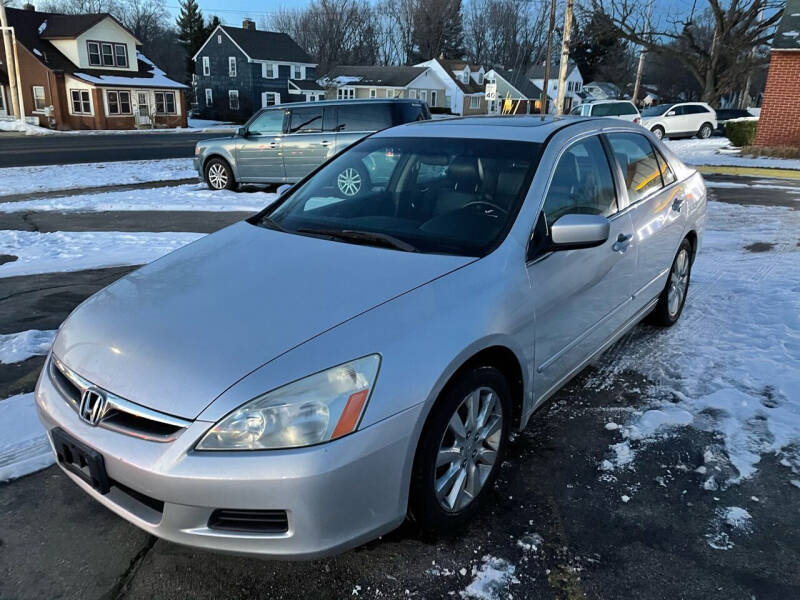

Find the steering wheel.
[{"left": 463, "top": 200, "right": 508, "bottom": 215}]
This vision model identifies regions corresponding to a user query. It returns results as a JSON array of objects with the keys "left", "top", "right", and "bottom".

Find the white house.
[
  {"left": 414, "top": 57, "right": 486, "bottom": 114},
  {"left": 320, "top": 65, "right": 450, "bottom": 108},
  {"left": 528, "top": 62, "right": 584, "bottom": 114}
]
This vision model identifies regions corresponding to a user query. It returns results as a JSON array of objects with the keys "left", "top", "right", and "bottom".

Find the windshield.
[
  {"left": 641, "top": 104, "right": 672, "bottom": 117},
  {"left": 260, "top": 136, "right": 541, "bottom": 257}
]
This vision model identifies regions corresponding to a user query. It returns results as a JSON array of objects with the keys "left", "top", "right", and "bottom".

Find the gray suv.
[{"left": 195, "top": 99, "right": 431, "bottom": 193}]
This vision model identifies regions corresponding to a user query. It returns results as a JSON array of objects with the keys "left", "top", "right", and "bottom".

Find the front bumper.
[
  {"left": 193, "top": 154, "right": 204, "bottom": 179},
  {"left": 35, "top": 360, "right": 422, "bottom": 559}
]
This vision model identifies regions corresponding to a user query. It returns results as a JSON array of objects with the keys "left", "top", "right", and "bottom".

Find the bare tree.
[
  {"left": 374, "top": 0, "right": 416, "bottom": 64},
  {"left": 594, "top": 0, "right": 784, "bottom": 106}
]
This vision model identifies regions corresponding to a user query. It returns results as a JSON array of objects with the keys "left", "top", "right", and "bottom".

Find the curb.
[{"left": 696, "top": 165, "right": 800, "bottom": 180}]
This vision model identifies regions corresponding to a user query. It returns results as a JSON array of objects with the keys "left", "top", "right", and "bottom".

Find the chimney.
[
  {"left": 23, "top": 3, "right": 36, "bottom": 10},
  {"left": 242, "top": 18, "right": 256, "bottom": 30}
]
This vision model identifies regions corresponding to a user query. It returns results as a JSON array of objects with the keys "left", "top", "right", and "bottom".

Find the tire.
[
  {"left": 336, "top": 163, "right": 369, "bottom": 198},
  {"left": 651, "top": 126, "right": 665, "bottom": 140},
  {"left": 648, "top": 238, "right": 692, "bottom": 327},
  {"left": 697, "top": 123, "right": 713, "bottom": 139},
  {"left": 205, "top": 157, "right": 236, "bottom": 191},
  {"left": 409, "top": 366, "right": 511, "bottom": 532}
]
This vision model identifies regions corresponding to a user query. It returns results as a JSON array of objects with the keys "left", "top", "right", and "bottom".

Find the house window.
[
  {"left": 292, "top": 65, "right": 303, "bottom": 79},
  {"left": 114, "top": 44, "right": 128, "bottom": 67},
  {"left": 263, "top": 63, "right": 277, "bottom": 79},
  {"left": 408, "top": 89, "right": 417, "bottom": 99},
  {"left": 462, "top": 71, "right": 469, "bottom": 83},
  {"left": 228, "top": 57, "right": 236, "bottom": 77},
  {"left": 85, "top": 42, "right": 128, "bottom": 68},
  {"left": 70, "top": 89, "right": 91, "bottom": 114},
  {"left": 107, "top": 90, "right": 131, "bottom": 115},
  {"left": 32, "top": 86, "right": 46, "bottom": 111},
  {"left": 229, "top": 90, "right": 239, "bottom": 110},
  {"left": 205, "top": 88, "right": 213, "bottom": 105},
  {"left": 369, "top": 88, "right": 376, "bottom": 98},
  {"left": 217, "top": 34, "right": 222, "bottom": 44},
  {"left": 101, "top": 43, "right": 114, "bottom": 66},
  {"left": 469, "top": 95, "right": 481, "bottom": 109},
  {"left": 419, "top": 90, "right": 427, "bottom": 102},
  {"left": 337, "top": 87, "right": 355, "bottom": 100},
  {"left": 87, "top": 41, "right": 101, "bottom": 66},
  {"left": 202, "top": 56, "right": 210, "bottom": 76},
  {"left": 476, "top": 72, "right": 483, "bottom": 84},
  {"left": 155, "top": 91, "right": 176, "bottom": 114},
  {"left": 263, "top": 91, "right": 280, "bottom": 106}
]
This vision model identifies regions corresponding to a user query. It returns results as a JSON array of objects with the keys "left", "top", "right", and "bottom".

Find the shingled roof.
[
  {"left": 219, "top": 25, "right": 313, "bottom": 63},
  {"left": 490, "top": 67, "right": 543, "bottom": 100},
  {"left": 435, "top": 58, "right": 485, "bottom": 94}
]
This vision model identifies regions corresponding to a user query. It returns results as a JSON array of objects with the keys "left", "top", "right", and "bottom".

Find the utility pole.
[
  {"left": 632, "top": 0, "right": 655, "bottom": 106},
  {"left": 0, "top": 4, "right": 21, "bottom": 119},
  {"left": 540, "top": 0, "right": 556, "bottom": 116},
  {"left": 555, "top": 0, "right": 573, "bottom": 115}
]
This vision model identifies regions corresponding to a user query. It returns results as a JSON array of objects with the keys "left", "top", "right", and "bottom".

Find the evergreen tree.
[
  {"left": 571, "top": 12, "right": 633, "bottom": 89},
  {"left": 205, "top": 15, "right": 222, "bottom": 39},
  {"left": 411, "top": 0, "right": 464, "bottom": 62},
  {"left": 176, "top": 0, "right": 206, "bottom": 80}
]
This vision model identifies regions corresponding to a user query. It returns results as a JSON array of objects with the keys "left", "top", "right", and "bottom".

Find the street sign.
[{"left": 485, "top": 83, "right": 497, "bottom": 101}]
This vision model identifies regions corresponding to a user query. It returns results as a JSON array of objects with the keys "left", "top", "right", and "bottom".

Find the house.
[
  {"left": 0, "top": 5, "right": 187, "bottom": 129},
  {"left": 192, "top": 19, "right": 321, "bottom": 122},
  {"left": 320, "top": 65, "right": 449, "bottom": 109},
  {"left": 528, "top": 61, "right": 583, "bottom": 114},
  {"left": 414, "top": 57, "right": 486, "bottom": 114},
  {"left": 484, "top": 68, "right": 543, "bottom": 115},
  {"left": 754, "top": 0, "right": 800, "bottom": 148},
  {"left": 583, "top": 81, "right": 620, "bottom": 101}
]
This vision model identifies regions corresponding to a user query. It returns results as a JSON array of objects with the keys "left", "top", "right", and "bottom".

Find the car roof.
[
  {"left": 260, "top": 98, "right": 425, "bottom": 110},
  {"left": 588, "top": 99, "right": 634, "bottom": 104},
  {"left": 373, "top": 115, "right": 644, "bottom": 143}
]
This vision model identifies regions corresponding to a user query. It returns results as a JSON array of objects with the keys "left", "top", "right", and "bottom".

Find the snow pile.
[
  {"left": 74, "top": 52, "right": 187, "bottom": 89},
  {"left": 0, "top": 230, "right": 204, "bottom": 278},
  {"left": 0, "top": 159, "right": 196, "bottom": 197},
  {"left": 705, "top": 506, "right": 753, "bottom": 550},
  {"left": 0, "top": 393, "right": 53, "bottom": 482},
  {"left": 0, "top": 184, "right": 277, "bottom": 213},
  {"left": 590, "top": 200, "right": 800, "bottom": 487},
  {"left": 187, "top": 118, "right": 237, "bottom": 131},
  {"left": 461, "top": 556, "right": 518, "bottom": 599},
  {"left": 0, "top": 330, "right": 56, "bottom": 364},
  {"left": 0, "top": 119, "right": 56, "bottom": 136},
  {"left": 665, "top": 138, "right": 800, "bottom": 170}
]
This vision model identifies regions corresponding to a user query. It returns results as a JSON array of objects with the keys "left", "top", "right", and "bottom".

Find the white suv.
[
  {"left": 640, "top": 102, "right": 717, "bottom": 140},
  {"left": 570, "top": 100, "right": 641, "bottom": 123}
]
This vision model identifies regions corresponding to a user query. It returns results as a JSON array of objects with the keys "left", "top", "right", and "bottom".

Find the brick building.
[{"left": 754, "top": 1, "right": 800, "bottom": 148}]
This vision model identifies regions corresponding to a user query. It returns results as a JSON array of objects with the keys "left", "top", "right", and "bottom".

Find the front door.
[
  {"left": 282, "top": 105, "right": 332, "bottom": 181},
  {"left": 136, "top": 92, "right": 151, "bottom": 126},
  {"left": 430, "top": 90, "right": 437, "bottom": 107},
  {"left": 528, "top": 135, "right": 638, "bottom": 401},
  {"left": 236, "top": 108, "right": 286, "bottom": 182}
]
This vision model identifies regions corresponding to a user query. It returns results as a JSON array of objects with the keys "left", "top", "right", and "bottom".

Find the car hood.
[{"left": 53, "top": 222, "right": 473, "bottom": 419}]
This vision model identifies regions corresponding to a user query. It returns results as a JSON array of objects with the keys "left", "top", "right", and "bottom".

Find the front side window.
[
  {"left": 155, "top": 91, "right": 176, "bottom": 114},
  {"left": 248, "top": 109, "right": 285, "bottom": 134},
  {"left": 261, "top": 137, "right": 541, "bottom": 257},
  {"left": 70, "top": 89, "right": 91, "bottom": 114},
  {"left": 288, "top": 106, "right": 322, "bottom": 133},
  {"left": 32, "top": 86, "right": 46, "bottom": 111},
  {"left": 541, "top": 136, "right": 617, "bottom": 228},
  {"left": 641, "top": 104, "right": 672, "bottom": 117},
  {"left": 228, "top": 57, "right": 236, "bottom": 77},
  {"left": 606, "top": 132, "right": 665, "bottom": 203},
  {"left": 229, "top": 89, "right": 239, "bottom": 110}
]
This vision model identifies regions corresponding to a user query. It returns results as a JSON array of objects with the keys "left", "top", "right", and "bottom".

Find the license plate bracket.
[{"left": 51, "top": 427, "right": 110, "bottom": 494}]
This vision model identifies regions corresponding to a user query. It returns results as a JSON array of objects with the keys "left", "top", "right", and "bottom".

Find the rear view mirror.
[{"left": 549, "top": 214, "right": 610, "bottom": 251}]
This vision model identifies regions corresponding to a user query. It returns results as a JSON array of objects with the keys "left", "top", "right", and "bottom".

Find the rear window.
[
  {"left": 592, "top": 102, "right": 637, "bottom": 117},
  {"left": 393, "top": 101, "right": 431, "bottom": 124}
]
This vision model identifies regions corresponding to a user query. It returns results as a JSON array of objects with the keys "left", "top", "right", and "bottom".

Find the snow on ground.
[
  {"left": 0, "top": 230, "right": 203, "bottom": 278},
  {"left": 705, "top": 506, "right": 753, "bottom": 550},
  {"left": 0, "top": 183, "right": 277, "bottom": 213},
  {"left": 0, "top": 393, "right": 53, "bottom": 482},
  {"left": 665, "top": 138, "right": 800, "bottom": 170},
  {"left": 0, "top": 330, "right": 56, "bottom": 364},
  {"left": 0, "top": 159, "right": 196, "bottom": 197},
  {"left": 187, "top": 118, "right": 237, "bottom": 130},
  {"left": 589, "top": 200, "right": 800, "bottom": 490},
  {"left": 705, "top": 180, "right": 800, "bottom": 194},
  {"left": 461, "top": 555, "right": 518, "bottom": 599},
  {"left": 0, "top": 119, "right": 56, "bottom": 136}
]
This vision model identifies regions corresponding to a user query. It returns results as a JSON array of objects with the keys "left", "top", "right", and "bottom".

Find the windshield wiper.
[
  {"left": 259, "top": 215, "right": 290, "bottom": 233},
  {"left": 296, "top": 227, "right": 418, "bottom": 252}
]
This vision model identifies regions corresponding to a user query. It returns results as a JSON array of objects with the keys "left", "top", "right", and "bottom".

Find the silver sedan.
[{"left": 35, "top": 116, "right": 706, "bottom": 559}]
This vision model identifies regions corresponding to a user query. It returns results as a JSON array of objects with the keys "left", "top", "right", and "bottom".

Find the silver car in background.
[
  {"left": 36, "top": 116, "right": 707, "bottom": 559},
  {"left": 194, "top": 98, "right": 431, "bottom": 193}
]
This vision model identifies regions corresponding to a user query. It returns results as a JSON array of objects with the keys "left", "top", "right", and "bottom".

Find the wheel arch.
[
  {"left": 203, "top": 152, "right": 238, "bottom": 180},
  {"left": 684, "top": 229, "right": 698, "bottom": 264}
]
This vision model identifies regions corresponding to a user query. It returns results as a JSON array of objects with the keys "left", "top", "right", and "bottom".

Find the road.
[
  {"left": 0, "top": 175, "right": 798, "bottom": 600},
  {"left": 0, "top": 131, "right": 232, "bottom": 167}
]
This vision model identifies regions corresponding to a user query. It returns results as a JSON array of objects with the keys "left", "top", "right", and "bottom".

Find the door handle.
[
  {"left": 320, "top": 140, "right": 331, "bottom": 147},
  {"left": 268, "top": 141, "right": 278, "bottom": 149},
  {"left": 613, "top": 233, "right": 633, "bottom": 253},
  {"left": 672, "top": 197, "right": 684, "bottom": 212}
]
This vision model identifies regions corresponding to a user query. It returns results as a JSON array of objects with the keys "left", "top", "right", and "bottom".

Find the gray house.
[{"left": 192, "top": 19, "right": 322, "bottom": 122}]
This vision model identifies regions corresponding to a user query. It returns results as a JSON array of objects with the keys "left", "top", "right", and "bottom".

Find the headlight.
[
  {"left": 194, "top": 145, "right": 202, "bottom": 156},
  {"left": 196, "top": 354, "right": 380, "bottom": 450}
]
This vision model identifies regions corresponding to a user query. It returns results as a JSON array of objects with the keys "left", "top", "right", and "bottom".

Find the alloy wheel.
[
  {"left": 208, "top": 163, "right": 228, "bottom": 190},
  {"left": 667, "top": 248, "right": 690, "bottom": 317},
  {"left": 337, "top": 168, "right": 362, "bottom": 197},
  {"left": 434, "top": 386, "right": 503, "bottom": 512},
  {"left": 652, "top": 128, "right": 664, "bottom": 140}
]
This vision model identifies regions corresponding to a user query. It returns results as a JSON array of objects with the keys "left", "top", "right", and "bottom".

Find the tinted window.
[
  {"left": 337, "top": 104, "right": 393, "bottom": 131},
  {"left": 394, "top": 101, "right": 430, "bottom": 124},
  {"left": 653, "top": 146, "right": 676, "bottom": 186},
  {"left": 669, "top": 106, "right": 686, "bottom": 116},
  {"left": 606, "top": 132, "right": 664, "bottom": 202},
  {"left": 542, "top": 136, "right": 617, "bottom": 227},
  {"left": 685, "top": 104, "right": 710, "bottom": 114},
  {"left": 641, "top": 104, "right": 672, "bottom": 117},
  {"left": 592, "top": 102, "right": 636, "bottom": 116},
  {"left": 263, "top": 137, "right": 540, "bottom": 257},
  {"left": 248, "top": 110, "right": 285, "bottom": 135},
  {"left": 289, "top": 107, "right": 323, "bottom": 133}
]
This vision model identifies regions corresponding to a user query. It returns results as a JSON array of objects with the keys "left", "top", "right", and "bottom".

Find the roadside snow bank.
[
  {"left": 0, "top": 120, "right": 56, "bottom": 136},
  {"left": 665, "top": 138, "right": 800, "bottom": 170},
  {"left": 0, "top": 230, "right": 203, "bottom": 278},
  {"left": 0, "top": 393, "right": 53, "bottom": 481},
  {"left": 0, "top": 330, "right": 56, "bottom": 363}
]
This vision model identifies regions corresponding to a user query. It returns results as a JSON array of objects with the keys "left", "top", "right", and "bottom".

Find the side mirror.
[
  {"left": 277, "top": 183, "right": 292, "bottom": 197},
  {"left": 237, "top": 127, "right": 248, "bottom": 137},
  {"left": 666, "top": 111, "right": 676, "bottom": 117},
  {"left": 549, "top": 214, "right": 610, "bottom": 251}
]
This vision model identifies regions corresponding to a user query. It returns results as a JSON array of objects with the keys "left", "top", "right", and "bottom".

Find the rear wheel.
[
  {"left": 651, "top": 126, "right": 665, "bottom": 140},
  {"left": 648, "top": 238, "right": 692, "bottom": 326},
  {"left": 205, "top": 158, "right": 236, "bottom": 191},
  {"left": 409, "top": 366, "right": 511, "bottom": 532},
  {"left": 697, "top": 123, "right": 713, "bottom": 139}
]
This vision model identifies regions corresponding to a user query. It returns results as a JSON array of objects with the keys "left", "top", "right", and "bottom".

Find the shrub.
[
  {"left": 429, "top": 106, "right": 454, "bottom": 115},
  {"left": 725, "top": 120, "right": 758, "bottom": 147}
]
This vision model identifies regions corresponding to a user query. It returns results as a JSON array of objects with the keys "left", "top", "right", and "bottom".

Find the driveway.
[{"left": 0, "top": 175, "right": 798, "bottom": 600}]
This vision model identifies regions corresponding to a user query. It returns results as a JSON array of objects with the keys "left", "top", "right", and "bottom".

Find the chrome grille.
[{"left": 49, "top": 355, "right": 191, "bottom": 442}]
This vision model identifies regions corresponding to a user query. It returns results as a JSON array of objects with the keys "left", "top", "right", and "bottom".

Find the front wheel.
[
  {"left": 205, "top": 158, "right": 236, "bottom": 191},
  {"left": 648, "top": 238, "right": 692, "bottom": 326},
  {"left": 651, "top": 126, "right": 665, "bottom": 140},
  {"left": 697, "top": 123, "right": 713, "bottom": 139},
  {"left": 409, "top": 366, "right": 511, "bottom": 532}
]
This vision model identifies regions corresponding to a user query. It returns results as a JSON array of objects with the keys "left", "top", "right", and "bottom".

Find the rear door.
[
  {"left": 236, "top": 109, "right": 286, "bottom": 182},
  {"left": 282, "top": 105, "right": 333, "bottom": 181},
  {"left": 605, "top": 131, "right": 687, "bottom": 310},
  {"left": 528, "top": 134, "right": 637, "bottom": 401}
]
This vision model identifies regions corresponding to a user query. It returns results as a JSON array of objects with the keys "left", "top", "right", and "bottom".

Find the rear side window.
[
  {"left": 686, "top": 104, "right": 710, "bottom": 114},
  {"left": 542, "top": 135, "right": 617, "bottom": 227},
  {"left": 606, "top": 132, "right": 664, "bottom": 202},
  {"left": 337, "top": 103, "right": 393, "bottom": 132},
  {"left": 289, "top": 107, "right": 323, "bottom": 133},
  {"left": 653, "top": 146, "right": 677, "bottom": 186}
]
